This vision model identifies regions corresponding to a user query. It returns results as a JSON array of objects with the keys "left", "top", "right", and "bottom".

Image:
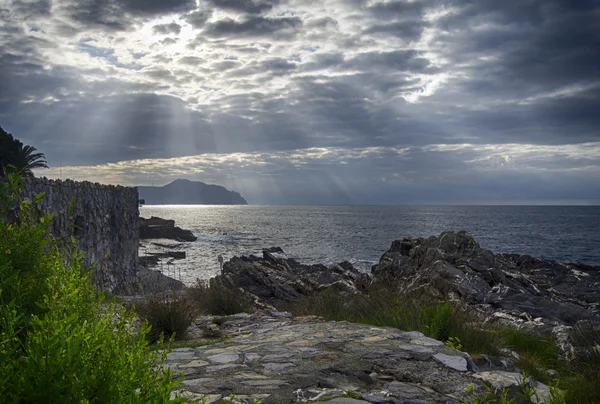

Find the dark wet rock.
[
  {"left": 371, "top": 230, "right": 600, "bottom": 330},
  {"left": 139, "top": 216, "right": 197, "bottom": 242},
  {"left": 211, "top": 247, "right": 371, "bottom": 306},
  {"left": 147, "top": 250, "right": 186, "bottom": 260}
]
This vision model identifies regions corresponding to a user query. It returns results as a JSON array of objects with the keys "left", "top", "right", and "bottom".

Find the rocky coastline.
[
  {"left": 135, "top": 230, "right": 600, "bottom": 402},
  {"left": 211, "top": 230, "right": 599, "bottom": 332}
]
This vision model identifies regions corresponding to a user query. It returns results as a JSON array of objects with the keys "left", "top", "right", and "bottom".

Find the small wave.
[{"left": 196, "top": 234, "right": 261, "bottom": 243}]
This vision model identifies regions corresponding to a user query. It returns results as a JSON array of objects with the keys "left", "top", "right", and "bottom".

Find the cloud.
[
  {"left": 204, "top": 16, "right": 303, "bottom": 38},
  {"left": 1, "top": 0, "right": 599, "bottom": 204},
  {"left": 207, "top": 0, "right": 278, "bottom": 15},
  {"left": 37, "top": 142, "right": 600, "bottom": 204},
  {"left": 183, "top": 9, "right": 213, "bottom": 28},
  {"left": 152, "top": 22, "right": 181, "bottom": 35}
]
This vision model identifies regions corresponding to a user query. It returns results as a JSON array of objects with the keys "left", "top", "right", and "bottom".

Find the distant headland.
[{"left": 138, "top": 179, "right": 248, "bottom": 205}]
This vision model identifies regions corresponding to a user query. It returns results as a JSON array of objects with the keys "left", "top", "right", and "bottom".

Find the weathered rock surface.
[
  {"left": 211, "top": 247, "right": 371, "bottom": 306},
  {"left": 169, "top": 312, "right": 550, "bottom": 403},
  {"left": 371, "top": 230, "right": 600, "bottom": 330},
  {"left": 140, "top": 216, "right": 197, "bottom": 242}
]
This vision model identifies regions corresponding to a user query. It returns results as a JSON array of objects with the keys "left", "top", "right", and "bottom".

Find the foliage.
[
  {"left": 136, "top": 293, "right": 197, "bottom": 343},
  {"left": 0, "top": 126, "right": 48, "bottom": 178},
  {"left": 458, "top": 384, "right": 516, "bottom": 404},
  {"left": 188, "top": 281, "right": 250, "bottom": 316},
  {"left": 446, "top": 336, "right": 463, "bottom": 351},
  {"left": 281, "top": 285, "right": 503, "bottom": 355},
  {"left": 0, "top": 173, "right": 184, "bottom": 403}
]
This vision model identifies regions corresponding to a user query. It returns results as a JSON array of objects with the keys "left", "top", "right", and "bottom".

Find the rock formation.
[
  {"left": 211, "top": 247, "right": 371, "bottom": 306},
  {"left": 370, "top": 230, "right": 600, "bottom": 331}
]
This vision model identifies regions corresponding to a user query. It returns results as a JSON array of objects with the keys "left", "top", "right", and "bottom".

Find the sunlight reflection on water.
[{"left": 140, "top": 205, "right": 600, "bottom": 285}]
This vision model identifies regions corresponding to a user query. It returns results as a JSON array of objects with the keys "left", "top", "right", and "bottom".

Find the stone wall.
[{"left": 21, "top": 177, "right": 141, "bottom": 294}]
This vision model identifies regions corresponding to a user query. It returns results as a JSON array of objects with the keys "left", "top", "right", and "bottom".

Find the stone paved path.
[{"left": 167, "top": 312, "right": 547, "bottom": 404}]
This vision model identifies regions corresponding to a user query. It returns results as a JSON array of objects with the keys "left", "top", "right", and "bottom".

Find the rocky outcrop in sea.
[
  {"left": 140, "top": 216, "right": 197, "bottom": 242},
  {"left": 371, "top": 230, "right": 600, "bottom": 331},
  {"left": 213, "top": 230, "right": 599, "bottom": 332}
]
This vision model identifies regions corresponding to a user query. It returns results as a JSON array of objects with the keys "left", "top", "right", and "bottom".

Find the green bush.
[
  {"left": 0, "top": 174, "right": 184, "bottom": 403},
  {"left": 136, "top": 294, "right": 197, "bottom": 343},
  {"left": 188, "top": 281, "right": 250, "bottom": 316}
]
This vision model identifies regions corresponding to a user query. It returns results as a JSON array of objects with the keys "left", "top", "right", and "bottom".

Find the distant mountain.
[{"left": 138, "top": 179, "right": 248, "bottom": 205}]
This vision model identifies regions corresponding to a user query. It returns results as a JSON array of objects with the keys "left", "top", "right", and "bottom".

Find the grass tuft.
[
  {"left": 136, "top": 293, "right": 197, "bottom": 343},
  {"left": 188, "top": 281, "right": 250, "bottom": 316}
]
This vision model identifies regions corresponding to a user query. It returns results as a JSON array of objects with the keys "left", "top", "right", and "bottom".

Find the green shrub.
[
  {"left": 188, "top": 281, "right": 250, "bottom": 315},
  {"left": 0, "top": 174, "right": 184, "bottom": 403},
  {"left": 136, "top": 294, "right": 197, "bottom": 343}
]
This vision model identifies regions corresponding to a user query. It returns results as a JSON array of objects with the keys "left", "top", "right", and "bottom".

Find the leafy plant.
[
  {"left": 458, "top": 384, "right": 516, "bottom": 404},
  {"left": 446, "top": 336, "right": 463, "bottom": 350},
  {"left": 0, "top": 126, "right": 48, "bottom": 177},
  {"left": 0, "top": 173, "right": 184, "bottom": 403}
]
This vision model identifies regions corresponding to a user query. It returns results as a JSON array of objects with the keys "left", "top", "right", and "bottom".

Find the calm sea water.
[{"left": 140, "top": 205, "right": 600, "bottom": 285}]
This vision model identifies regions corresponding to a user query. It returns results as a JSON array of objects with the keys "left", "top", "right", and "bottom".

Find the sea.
[{"left": 139, "top": 205, "right": 600, "bottom": 286}]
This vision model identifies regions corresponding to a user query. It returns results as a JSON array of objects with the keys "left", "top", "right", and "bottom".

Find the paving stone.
[
  {"left": 232, "top": 372, "right": 268, "bottom": 379},
  {"left": 260, "top": 353, "right": 295, "bottom": 362},
  {"left": 433, "top": 353, "right": 469, "bottom": 372},
  {"left": 243, "top": 353, "right": 262, "bottom": 362},
  {"left": 240, "top": 379, "right": 287, "bottom": 388},
  {"left": 166, "top": 312, "right": 545, "bottom": 403},
  {"left": 262, "top": 362, "right": 295, "bottom": 371},
  {"left": 178, "top": 359, "right": 209, "bottom": 368},
  {"left": 205, "top": 363, "right": 245, "bottom": 372},
  {"left": 207, "top": 351, "right": 240, "bottom": 364},
  {"left": 166, "top": 348, "right": 196, "bottom": 361}
]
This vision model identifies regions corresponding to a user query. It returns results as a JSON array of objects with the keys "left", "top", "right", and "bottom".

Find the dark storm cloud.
[
  {"left": 152, "top": 22, "right": 181, "bottom": 35},
  {"left": 428, "top": 0, "right": 600, "bottom": 142},
  {"left": 62, "top": 0, "right": 196, "bottom": 31},
  {"left": 204, "top": 16, "right": 302, "bottom": 38},
  {"left": 183, "top": 9, "right": 213, "bottom": 28},
  {"left": 120, "top": 0, "right": 196, "bottom": 15},
  {"left": 364, "top": 20, "right": 424, "bottom": 42},
  {"left": 62, "top": 0, "right": 131, "bottom": 31},
  {"left": 346, "top": 50, "right": 433, "bottom": 73},
  {"left": 207, "top": 0, "right": 278, "bottom": 15},
  {"left": 10, "top": 0, "right": 51, "bottom": 18}
]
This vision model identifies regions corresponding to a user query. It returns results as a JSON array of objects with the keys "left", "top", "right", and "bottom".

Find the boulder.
[{"left": 211, "top": 247, "right": 371, "bottom": 306}]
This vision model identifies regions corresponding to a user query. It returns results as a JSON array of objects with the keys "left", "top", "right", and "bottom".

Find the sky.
[{"left": 1, "top": 0, "right": 599, "bottom": 205}]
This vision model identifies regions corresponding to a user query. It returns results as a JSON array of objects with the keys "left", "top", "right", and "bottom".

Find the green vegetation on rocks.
[
  {"left": 282, "top": 286, "right": 600, "bottom": 404},
  {"left": 0, "top": 174, "right": 183, "bottom": 403}
]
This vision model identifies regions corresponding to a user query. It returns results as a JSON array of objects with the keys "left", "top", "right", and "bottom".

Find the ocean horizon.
[{"left": 139, "top": 204, "right": 600, "bottom": 285}]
